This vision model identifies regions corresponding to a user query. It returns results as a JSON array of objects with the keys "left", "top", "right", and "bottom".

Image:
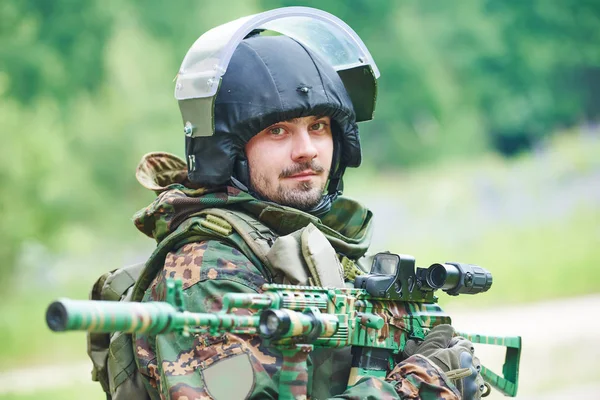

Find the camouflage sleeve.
[
  {"left": 134, "top": 240, "right": 460, "bottom": 400},
  {"left": 332, "top": 355, "right": 459, "bottom": 400},
  {"left": 331, "top": 376, "right": 407, "bottom": 399},
  {"left": 384, "top": 354, "right": 460, "bottom": 399},
  {"left": 134, "top": 240, "right": 281, "bottom": 400}
]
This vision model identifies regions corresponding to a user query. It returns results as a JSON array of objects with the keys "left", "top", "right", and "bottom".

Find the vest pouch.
[
  {"left": 301, "top": 223, "right": 345, "bottom": 288},
  {"left": 87, "top": 263, "right": 150, "bottom": 400},
  {"left": 107, "top": 333, "right": 150, "bottom": 400},
  {"left": 266, "top": 228, "right": 308, "bottom": 285},
  {"left": 106, "top": 285, "right": 151, "bottom": 400},
  {"left": 266, "top": 223, "right": 345, "bottom": 288},
  {"left": 88, "top": 270, "right": 113, "bottom": 394}
]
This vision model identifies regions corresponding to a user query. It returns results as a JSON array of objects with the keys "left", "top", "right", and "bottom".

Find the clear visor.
[{"left": 175, "top": 6, "right": 380, "bottom": 100}]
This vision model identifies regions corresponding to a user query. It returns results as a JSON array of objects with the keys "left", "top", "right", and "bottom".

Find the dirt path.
[
  {"left": 0, "top": 362, "right": 93, "bottom": 395},
  {"left": 2, "top": 294, "right": 599, "bottom": 398},
  {"left": 447, "top": 293, "right": 600, "bottom": 399}
]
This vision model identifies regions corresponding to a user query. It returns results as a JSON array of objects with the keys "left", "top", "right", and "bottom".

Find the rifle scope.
[{"left": 425, "top": 262, "right": 492, "bottom": 295}]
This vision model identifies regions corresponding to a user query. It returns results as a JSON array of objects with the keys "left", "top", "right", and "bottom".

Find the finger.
[
  {"left": 459, "top": 350, "right": 474, "bottom": 370},
  {"left": 430, "top": 324, "right": 455, "bottom": 340},
  {"left": 419, "top": 324, "right": 455, "bottom": 355},
  {"left": 458, "top": 353, "right": 482, "bottom": 400},
  {"left": 473, "top": 362, "right": 487, "bottom": 399}
]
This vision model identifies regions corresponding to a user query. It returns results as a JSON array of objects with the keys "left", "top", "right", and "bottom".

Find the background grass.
[{"left": 0, "top": 382, "right": 104, "bottom": 400}]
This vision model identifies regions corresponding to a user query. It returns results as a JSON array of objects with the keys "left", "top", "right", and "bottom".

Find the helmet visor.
[{"left": 176, "top": 6, "right": 379, "bottom": 103}]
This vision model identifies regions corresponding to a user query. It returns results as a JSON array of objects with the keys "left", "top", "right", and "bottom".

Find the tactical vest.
[{"left": 88, "top": 207, "right": 366, "bottom": 399}]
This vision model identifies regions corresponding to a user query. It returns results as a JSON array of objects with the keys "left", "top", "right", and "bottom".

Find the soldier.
[{"left": 127, "top": 7, "right": 484, "bottom": 400}]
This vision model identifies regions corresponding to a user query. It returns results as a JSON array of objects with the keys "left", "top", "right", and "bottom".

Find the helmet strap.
[
  {"left": 232, "top": 158, "right": 251, "bottom": 191},
  {"left": 327, "top": 164, "right": 345, "bottom": 196}
]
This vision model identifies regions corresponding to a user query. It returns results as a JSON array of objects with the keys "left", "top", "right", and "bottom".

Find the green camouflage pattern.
[
  {"left": 134, "top": 240, "right": 277, "bottom": 399},
  {"left": 457, "top": 332, "right": 521, "bottom": 396},
  {"left": 48, "top": 152, "right": 512, "bottom": 399},
  {"left": 127, "top": 153, "right": 487, "bottom": 399},
  {"left": 133, "top": 152, "right": 374, "bottom": 259},
  {"left": 386, "top": 355, "right": 461, "bottom": 399},
  {"left": 49, "top": 271, "right": 521, "bottom": 398},
  {"left": 49, "top": 273, "right": 464, "bottom": 399}
]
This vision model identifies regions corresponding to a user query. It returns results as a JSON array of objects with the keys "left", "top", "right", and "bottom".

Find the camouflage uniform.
[{"left": 131, "top": 154, "right": 461, "bottom": 400}]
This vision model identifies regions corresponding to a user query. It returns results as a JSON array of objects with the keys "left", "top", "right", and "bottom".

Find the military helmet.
[{"left": 175, "top": 7, "right": 379, "bottom": 209}]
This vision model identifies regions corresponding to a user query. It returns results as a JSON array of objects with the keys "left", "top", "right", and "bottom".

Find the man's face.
[{"left": 245, "top": 115, "right": 334, "bottom": 210}]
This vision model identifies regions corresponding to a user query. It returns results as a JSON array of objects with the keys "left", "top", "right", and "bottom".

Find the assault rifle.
[{"left": 46, "top": 253, "right": 521, "bottom": 399}]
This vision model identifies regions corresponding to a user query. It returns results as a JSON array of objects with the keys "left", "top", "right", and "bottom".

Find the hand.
[{"left": 403, "top": 324, "right": 488, "bottom": 399}]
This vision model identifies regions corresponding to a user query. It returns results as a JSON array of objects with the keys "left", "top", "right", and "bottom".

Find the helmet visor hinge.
[
  {"left": 184, "top": 121, "right": 196, "bottom": 137},
  {"left": 188, "top": 155, "right": 196, "bottom": 171}
]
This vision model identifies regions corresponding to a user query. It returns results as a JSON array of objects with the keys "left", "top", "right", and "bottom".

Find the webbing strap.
[
  {"left": 102, "top": 263, "right": 146, "bottom": 301},
  {"left": 340, "top": 255, "right": 364, "bottom": 281},
  {"left": 198, "top": 208, "right": 277, "bottom": 281},
  {"left": 133, "top": 208, "right": 280, "bottom": 303},
  {"left": 200, "top": 214, "right": 233, "bottom": 236},
  {"left": 87, "top": 263, "right": 146, "bottom": 397}
]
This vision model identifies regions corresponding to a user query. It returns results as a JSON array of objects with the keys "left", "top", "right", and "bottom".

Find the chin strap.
[
  {"left": 306, "top": 164, "right": 345, "bottom": 217},
  {"left": 304, "top": 191, "right": 337, "bottom": 217},
  {"left": 230, "top": 175, "right": 250, "bottom": 193},
  {"left": 232, "top": 158, "right": 251, "bottom": 190}
]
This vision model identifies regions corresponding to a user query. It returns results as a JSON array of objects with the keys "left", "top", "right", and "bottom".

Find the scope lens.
[
  {"left": 426, "top": 263, "right": 461, "bottom": 290},
  {"left": 265, "top": 314, "right": 279, "bottom": 333},
  {"left": 428, "top": 265, "right": 447, "bottom": 288},
  {"left": 371, "top": 254, "right": 399, "bottom": 275}
]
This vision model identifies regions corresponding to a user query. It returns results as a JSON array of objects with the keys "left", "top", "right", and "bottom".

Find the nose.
[{"left": 291, "top": 129, "right": 318, "bottom": 162}]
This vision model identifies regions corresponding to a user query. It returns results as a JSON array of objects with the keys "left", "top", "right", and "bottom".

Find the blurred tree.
[
  {"left": 260, "top": 0, "right": 600, "bottom": 159},
  {"left": 0, "top": 0, "right": 116, "bottom": 284},
  {"left": 478, "top": 0, "right": 600, "bottom": 154},
  {"left": 2, "top": 0, "right": 600, "bottom": 286},
  {"left": 0, "top": 0, "right": 262, "bottom": 284},
  {"left": 0, "top": 0, "right": 114, "bottom": 104},
  {"left": 128, "top": 0, "right": 260, "bottom": 70}
]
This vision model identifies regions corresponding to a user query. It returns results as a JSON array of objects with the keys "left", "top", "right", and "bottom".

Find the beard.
[{"left": 250, "top": 160, "right": 328, "bottom": 210}]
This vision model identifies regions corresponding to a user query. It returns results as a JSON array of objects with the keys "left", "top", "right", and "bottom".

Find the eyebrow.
[{"left": 283, "top": 115, "right": 327, "bottom": 124}]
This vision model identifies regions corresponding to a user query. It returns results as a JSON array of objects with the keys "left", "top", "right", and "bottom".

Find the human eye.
[
  {"left": 309, "top": 121, "right": 328, "bottom": 131},
  {"left": 269, "top": 126, "right": 285, "bottom": 136}
]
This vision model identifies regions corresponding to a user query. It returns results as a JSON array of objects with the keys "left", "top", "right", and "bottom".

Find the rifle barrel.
[
  {"left": 46, "top": 299, "right": 260, "bottom": 335},
  {"left": 46, "top": 299, "right": 177, "bottom": 334}
]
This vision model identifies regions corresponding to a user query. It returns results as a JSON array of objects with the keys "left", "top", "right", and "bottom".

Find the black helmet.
[{"left": 175, "top": 7, "right": 379, "bottom": 212}]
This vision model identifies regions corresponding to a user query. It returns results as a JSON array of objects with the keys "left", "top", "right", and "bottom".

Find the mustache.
[{"left": 279, "top": 160, "right": 325, "bottom": 179}]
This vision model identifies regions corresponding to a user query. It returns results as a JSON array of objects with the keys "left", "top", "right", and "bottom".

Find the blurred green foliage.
[
  {"left": 1, "top": 1, "right": 599, "bottom": 285},
  {"left": 0, "top": 0, "right": 113, "bottom": 103},
  {"left": 265, "top": 0, "right": 600, "bottom": 160}
]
